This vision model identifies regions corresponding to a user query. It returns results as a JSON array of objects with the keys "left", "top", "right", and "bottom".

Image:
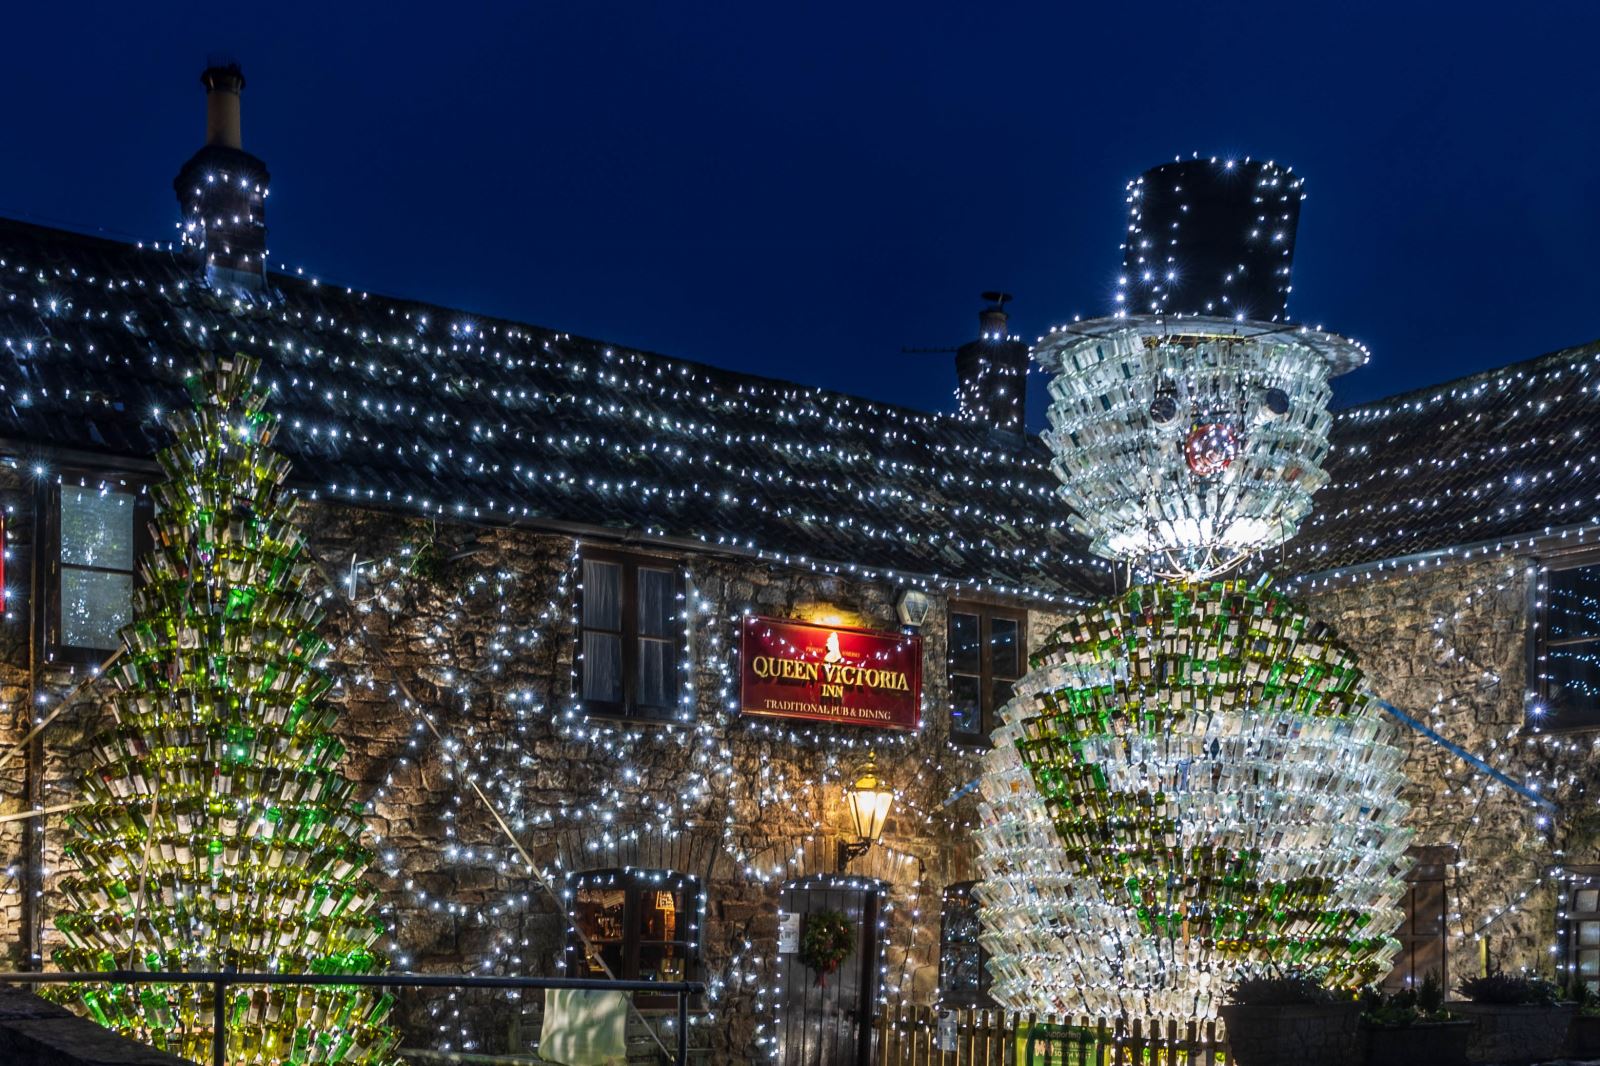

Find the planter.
[
  {"left": 1570, "top": 1012, "right": 1600, "bottom": 1059},
  {"left": 1449, "top": 1001, "right": 1576, "bottom": 1065},
  {"left": 1364, "top": 1018, "right": 1472, "bottom": 1066},
  {"left": 1218, "top": 1001, "right": 1362, "bottom": 1066}
]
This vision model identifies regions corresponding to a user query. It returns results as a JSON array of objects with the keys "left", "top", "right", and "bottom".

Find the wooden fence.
[{"left": 872, "top": 1003, "right": 1233, "bottom": 1066}]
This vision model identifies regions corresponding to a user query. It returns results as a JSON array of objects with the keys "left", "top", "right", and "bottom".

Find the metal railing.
[{"left": 0, "top": 970, "right": 706, "bottom": 1066}]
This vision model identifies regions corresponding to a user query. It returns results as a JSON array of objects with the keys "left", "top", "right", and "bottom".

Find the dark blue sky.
[{"left": 4, "top": 2, "right": 1598, "bottom": 422}]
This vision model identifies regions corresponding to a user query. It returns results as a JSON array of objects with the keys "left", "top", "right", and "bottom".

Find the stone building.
[
  {"left": 1282, "top": 345, "right": 1600, "bottom": 992},
  {"left": 1, "top": 64, "right": 1598, "bottom": 1064}
]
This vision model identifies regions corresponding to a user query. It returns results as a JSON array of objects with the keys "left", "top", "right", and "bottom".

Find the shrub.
[
  {"left": 1362, "top": 972, "right": 1453, "bottom": 1027},
  {"left": 1366, "top": 1003, "right": 1423, "bottom": 1027},
  {"left": 1417, "top": 970, "right": 1446, "bottom": 1015},
  {"left": 1567, "top": 979, "right": 1600, "bottom": 1015},
  {"left": 1457, "top": 971, "right": 1562, "bottom": 1006},
  {"left": 1229, "top": 970, "right": 1340, "bottom": 1007}
]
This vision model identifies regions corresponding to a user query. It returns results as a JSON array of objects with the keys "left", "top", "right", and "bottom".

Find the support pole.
[
  {"left": 676, "top": 989, "right": 688, "bottom": 1065},
  {"left": 212, "top": 975, "right": 226, "bottom": 1066},
  {"left": 21, "top": 485, "right": 46, "bottom": 970},
  {"left": 1376, "top": 700, "right": 1558, "bottom": 813}
]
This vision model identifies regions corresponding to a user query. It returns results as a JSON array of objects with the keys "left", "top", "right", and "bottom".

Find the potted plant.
[
  {"left": 1218, "top": 969, "right": 1362, "bottom": 1066},
  {"left": 1567, "top": 980, "right": 1600, "bottom": 1058},
  {"left": 1452, "top": 970, "right": 1574, "bottom": 1064},
  {"left": 1362, "top": 971, "right": 1471, "bottom": 1066}
]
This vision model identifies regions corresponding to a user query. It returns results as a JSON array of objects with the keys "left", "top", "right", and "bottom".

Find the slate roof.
[
  {"left": 6, "top": 214, "right": 1597, "bottom": 594},
  {"left": 0, "top": 215, "right": 1105, "bottom": 601},
  {"left": 1281, "top": 339, "right": 1600, "bottom": 575}
]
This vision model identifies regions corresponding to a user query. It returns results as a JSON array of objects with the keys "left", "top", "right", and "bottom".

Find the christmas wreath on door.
[{"left": 799, "top": 909, "right": 855, "bottom": 987}]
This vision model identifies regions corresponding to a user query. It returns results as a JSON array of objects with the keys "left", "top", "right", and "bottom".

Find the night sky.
[{"left": 4, "top": 2, "right": 1598, "bottom": 426}]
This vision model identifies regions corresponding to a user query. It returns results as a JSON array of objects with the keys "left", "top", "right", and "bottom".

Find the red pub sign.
[{"left": 740, "top": 616, "right": 922, "bottom": 730}]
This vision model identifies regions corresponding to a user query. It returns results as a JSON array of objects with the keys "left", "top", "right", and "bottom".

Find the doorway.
[{"left": 775, "top": 875, "right": 883, "bottom": 1066}]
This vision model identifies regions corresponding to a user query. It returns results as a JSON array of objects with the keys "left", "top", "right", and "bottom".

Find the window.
[
  {"left": 578, "top": 550, "right": 685, "bottom": 718},
  {"left": 938, "top": 881, "right": 994, "bottom": 1008},
  {"left": 948, "top": 603, "right": 1025, "bottom": 743},
  {"left": 1565, "top": 870, "right": 1600, "bottom": 994},
  {"left": 566, "top": 868, "right": 701, "bottom": 1005},
  {"left": 1383, "top": 846, "right": 1452, "bottom": 991},
  {"left": 48, "top": 481, "right": 150, "bottom": 660},
  {"left": 1537, "top": 561, "right": 1600, "bottom": 729}
]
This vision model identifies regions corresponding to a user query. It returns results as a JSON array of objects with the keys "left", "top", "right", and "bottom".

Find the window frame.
[
  {"left": 937, "top": 879, "right": 995, "bottom": 1009},
  {"left": 577, "top": 547, "right": 687, "bottom": 720},
  {"left": 1562, "top": 865, "right": 1600, "bottom": 994},
  {"left": 42, "top": 475, "right": 153, "bottom": 665},
  {"left": 1532, "top": 550, "right": 1600, "bottom": 732},
  {"left": 564, "top": 866, "right": 702, "bottom": 1007},
  {"left": 946, "top": 600, "right": 1027, "bottom": 746}
]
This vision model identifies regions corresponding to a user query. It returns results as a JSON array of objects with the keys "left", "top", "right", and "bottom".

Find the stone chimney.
[
  {"left": 955, "top": 292, "right": 1028, "bottom": 435},
  {"left": 173, "top": 63, "right": 270, "bottom": 287}
]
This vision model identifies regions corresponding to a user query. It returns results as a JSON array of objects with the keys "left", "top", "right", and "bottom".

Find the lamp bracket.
[{"left": 836, "top": 837, "right": 872, "bottom": 871}]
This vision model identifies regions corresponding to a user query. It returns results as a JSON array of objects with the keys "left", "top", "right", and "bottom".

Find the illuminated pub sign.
[{"left": 740, "top": 616, "right": 922, "bottom": 730}]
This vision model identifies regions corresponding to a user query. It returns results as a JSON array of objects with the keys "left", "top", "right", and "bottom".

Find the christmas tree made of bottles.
[{"left": 51, "top": 356, "right": 399, "bottom": 1065}]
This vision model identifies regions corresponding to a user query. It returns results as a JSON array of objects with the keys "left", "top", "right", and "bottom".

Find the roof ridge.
[
  {"left": 1337, "top": 336, "right": 1600, "bottom": 420},
  {"left": 267, "top": 267, "right": 1026, "bottom": 443},
  {"left": 0, "top": 212, "right": 1012, "bottom": 445},
  {"left": 0, "top": 207, "right": 1092, "bottom": 599},
  {"left": 0, "top": 211, "right": 174, "bottom": 253}
]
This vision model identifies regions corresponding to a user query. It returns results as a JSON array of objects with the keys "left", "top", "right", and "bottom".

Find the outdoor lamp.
[
  {"left": 895, "top": 588, "right": 932, "bottom": 629},
  {"left": 838, "top": 753, "right": 894, "bottom": 868}
]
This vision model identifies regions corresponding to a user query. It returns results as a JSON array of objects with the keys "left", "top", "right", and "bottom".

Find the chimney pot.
[{"left": 201, "top": 64, "right": 247, "bottom": 149}]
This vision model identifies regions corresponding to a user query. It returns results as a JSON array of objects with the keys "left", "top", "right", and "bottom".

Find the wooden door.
[
  {"left": 776, "top": 876, "right": 882, "bottom": 1066},
  {"left": 1384, "top": 845, "right": 1454, "bottom": 991}
]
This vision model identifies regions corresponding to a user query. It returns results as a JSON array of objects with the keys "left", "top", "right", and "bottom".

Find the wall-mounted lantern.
[
  {"left": 838, "top": 753, "right": 894, "bottom": 868},
  {"left": 895, "top": 588, "right": 932, "bottom": 629}
]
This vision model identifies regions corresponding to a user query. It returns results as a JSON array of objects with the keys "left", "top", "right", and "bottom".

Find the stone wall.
[
  {"left": 7, "top": 459, "right": 1579, "bottom": 1057},
  {"left": 0, "top": 480, "right": 1060, "bottom": 1061},
  {"left": 1301, "top": 555, "right": 1570, "bottom": 981}
]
